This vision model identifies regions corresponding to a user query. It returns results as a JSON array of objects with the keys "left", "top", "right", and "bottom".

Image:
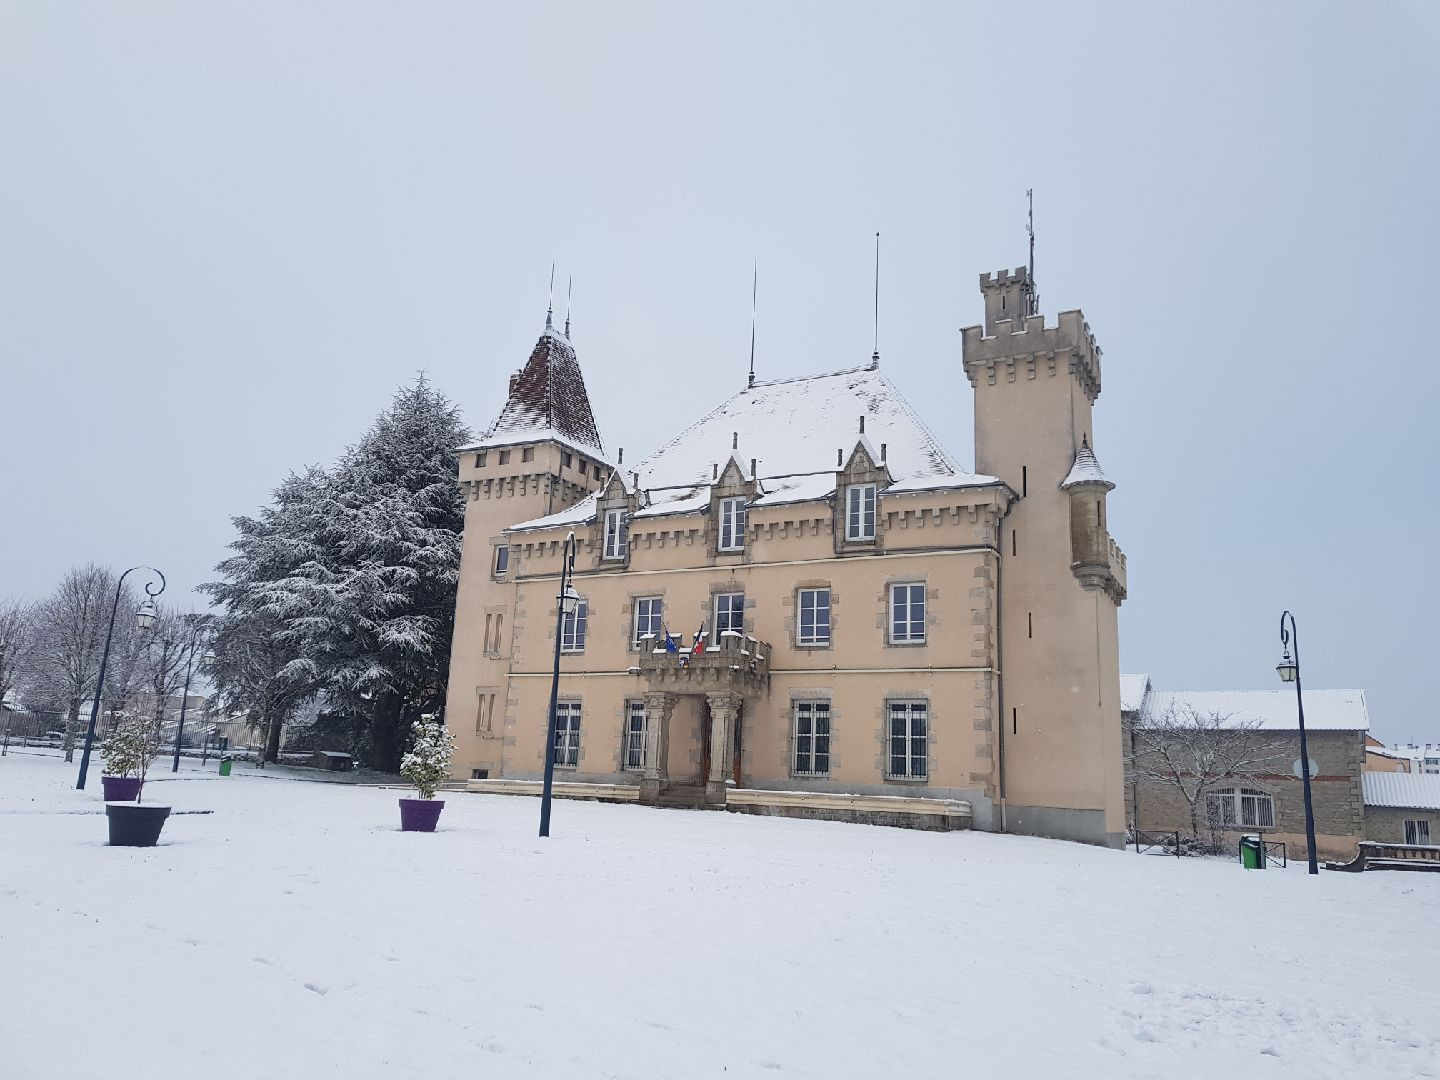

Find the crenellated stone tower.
[
  {"left": 962, "top": 267, "right": 1127, "bottom": 846},
  {"left": 444, "top": 316, "right": 609, "bottom": 779}
]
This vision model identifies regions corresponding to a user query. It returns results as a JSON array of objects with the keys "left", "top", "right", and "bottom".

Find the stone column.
[
  {"left": 705, "top": 691, "right": 743, "bottom": 803},
  {"left": 639, "top": 691, "right": 674, "bottom": 804}
]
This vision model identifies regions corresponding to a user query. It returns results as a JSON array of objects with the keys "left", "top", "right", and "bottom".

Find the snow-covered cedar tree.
[
  {"left": 203, "top": 376, "right": 470, "bottom": 771},
  {"left": 400, "top": 718, "right": 456, "bottom": 800},
  {"left": 101, "top": 713, "right": 162, "bottom": 796}
]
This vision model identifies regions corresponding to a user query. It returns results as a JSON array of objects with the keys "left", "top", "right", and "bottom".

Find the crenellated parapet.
[{"left": 961, "top": 308, "right": 1103, "bottom": 403}]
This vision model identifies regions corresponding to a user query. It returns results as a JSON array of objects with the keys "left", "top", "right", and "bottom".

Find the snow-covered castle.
[{"left": 444, "top": 264, "right": 1128, "bottom": 845}]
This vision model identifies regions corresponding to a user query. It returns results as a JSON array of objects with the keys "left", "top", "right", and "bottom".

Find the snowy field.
[{"left": 2, "top": 751, "right": 1436, "bottom": 1080}]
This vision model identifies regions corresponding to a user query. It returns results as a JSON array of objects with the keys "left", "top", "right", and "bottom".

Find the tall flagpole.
[{"left": 747, "top": 262, "right": 757, "bottom": 388}]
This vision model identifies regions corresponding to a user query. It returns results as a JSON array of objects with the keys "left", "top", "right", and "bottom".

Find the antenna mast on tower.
[
  {"left": 870, "top": 231, "right": 881, "bottom": 369},
  {"left": 748, "top": 262, "right": 757, "bottom": 388},
  {"left": 546, "top": 262, "right": 555, "bottom": 329},
  {"left": 1025, "top": 190, "right": 1039, "bottom": 316}
]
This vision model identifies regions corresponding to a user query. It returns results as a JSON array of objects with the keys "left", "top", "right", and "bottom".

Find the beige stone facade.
[{"left": 443, "top": 266, "right": 1128, "bottom": 846}]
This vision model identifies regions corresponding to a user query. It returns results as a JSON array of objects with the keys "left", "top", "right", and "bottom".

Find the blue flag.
[{"left": 663, "top": 625, "right": 678, "bottom": 653}]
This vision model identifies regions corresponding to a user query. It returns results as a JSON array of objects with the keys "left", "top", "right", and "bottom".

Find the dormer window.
[
  {"left": 603, "top": 509, "right": 629, "bottom": 560},
  {"left": 846, "top": 484, "right": 877, "bottom": 541},
  {"left": 718, "top": 496, "right": 747, "bottom": 552},
  {"left": 493, "top": 545, "right": 509, "bottom": 576}
]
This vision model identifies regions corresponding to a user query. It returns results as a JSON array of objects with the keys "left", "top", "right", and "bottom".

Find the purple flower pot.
[
  {"left": 106, "top": 804, "right": 170, "bottom": 846},
  {"left": 101, "top": 776, "right": 143, "bottom": 802},
  {"left": 399, "top": 798, "right": 445, "bottom": 832}
]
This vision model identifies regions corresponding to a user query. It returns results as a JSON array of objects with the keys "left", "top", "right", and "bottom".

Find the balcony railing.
[{"left": 636, "top": 630, "right": 771, "bottom": 694}]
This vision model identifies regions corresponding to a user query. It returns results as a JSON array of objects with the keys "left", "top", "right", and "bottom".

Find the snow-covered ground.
[{"left": 2, "top": 750, "right": 1436, "bottom": 1080}]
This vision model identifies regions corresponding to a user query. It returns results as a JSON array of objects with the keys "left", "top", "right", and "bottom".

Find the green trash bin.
[
  {"left": 1239, "top": 834, "right": 1265, "bottom": 870},
  {"left": 219, "top": 757, "right": 233, "bottom": 777}
]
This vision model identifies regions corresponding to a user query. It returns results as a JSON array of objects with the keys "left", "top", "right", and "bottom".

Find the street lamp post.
[
  {"left": 1276, "top": 610, "right": 1319, "bottom": 875},
  {"left": 539, "top": 532, "right": 579, "bottom": 839},
  {"left": 172, "top": 617, "right": 213, "bottom": 773},
  {"left": 76, "top": 566, "right": 166, "bottom": 791}
]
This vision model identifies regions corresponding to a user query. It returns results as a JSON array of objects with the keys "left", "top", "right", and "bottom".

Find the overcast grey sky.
[{"left": 3, "top": 2, "right": 1437, "bottom": 742}]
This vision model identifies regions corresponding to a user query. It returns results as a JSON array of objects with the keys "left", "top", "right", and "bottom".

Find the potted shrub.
[
  {"left": 103, "top": 714, "right": 171, "bottom": 847},
  {"left": 398, "top": 718, "right": 456, "bottom": 832},
  {"left": 99, "top": 715, "right": 146, "bottom": 803}
]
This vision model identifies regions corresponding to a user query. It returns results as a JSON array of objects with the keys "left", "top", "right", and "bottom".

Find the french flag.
[{"left": 691, "top": 622, "right": 707, "bottom": 656}]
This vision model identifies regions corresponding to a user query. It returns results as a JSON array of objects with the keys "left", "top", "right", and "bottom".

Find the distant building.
[
  {"left": 442, "top": 264, "right": 1130, "bottom": 845},
  {"left": 1123, "top": 678, "right": 1369, "bottom": 861},
  {"left": 1387, "top": 741, "right": 1440, "bottom": 776},
  {"left": 1361, "top": 773, "right": 1440, "bottom": 846},
  {"left": 1363, "top": 735, "right": 1411, "bottom": 774}
]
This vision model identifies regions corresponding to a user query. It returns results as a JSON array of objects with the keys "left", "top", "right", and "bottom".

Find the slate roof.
[
  {"left": 467, "top": 326, "right": 605, "bottom": 459},
  {"left": 1062, "top": 439, "right": 1114, "bottom": 490},
  {"left": 507, "top": 364, "right": 1000, "bottom": 532},
  {"left": 1363, "top": 772, "right": 1440, "bottom": 811}
]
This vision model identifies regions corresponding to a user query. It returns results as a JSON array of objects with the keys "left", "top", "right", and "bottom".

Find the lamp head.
[
  {"left": 560, "top": 585, "right": 581, "bottom": 616},
  {"left": 1276, "top": 652, "right": 1298, "bottom": 684},
  {"left": 136, "top": 599, "right": 158, "bottom": 631}
]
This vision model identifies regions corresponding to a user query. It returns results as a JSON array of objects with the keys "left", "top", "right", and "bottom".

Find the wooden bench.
[{"left": 1325, "top": 841, "right": 1440, "bottom": 872}]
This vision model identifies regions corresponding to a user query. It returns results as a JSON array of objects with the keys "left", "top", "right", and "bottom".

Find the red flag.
[{"left": 691, "top": 622, "right": 707, "bottom": 656}]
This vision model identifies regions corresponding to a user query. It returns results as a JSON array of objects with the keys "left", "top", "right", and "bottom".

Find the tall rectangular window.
[
  {"left": 718, "top": 496, "right": 747, "bottom": 551},
  {"left": 493, "top": 545, "right": 509, "bottom": 576},
  {"left": 475, "top": 452, "right": 487, "bottom": 468},
  {"left": 796, "top": 588, "right": 831, "bottom": 646},
  {"left": 624, "top": 701, "right": 647, "bottom": 770},
  {"left": 846, "top": 483, "right": 877, "bottom": 541},
  {"left": 561, "top": 599, "right": 588, "bottom": 653},
  {"left": 1405, "top": 819, "right": 1431, "bottom": 845},
  {"left": 714, "top": 592, "right": 745, "bottom": 636},
  {"left": 793, "top": 701, "right": 831, "bottom": 776},
  {"left": 889, "top": 583, "right": 926, "bottom": 643},
  {"left": 604, "top": 509, "right": 629, "bottom": 560},
  {"left": 887, "top": 700, "right": 928, "bottom": 780},
  {"left": 633, "top": 597, "right": 663, "bottom": 648},
  {"left": 553, "top": 702, "right": 581, "bottom": 767}
]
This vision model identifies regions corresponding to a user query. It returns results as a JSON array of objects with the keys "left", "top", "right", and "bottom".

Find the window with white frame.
[
  {"left": 846, "top": 483, "right": 877, "bottom": 541},
  {"left": 493, "top": 545, "right": 509, "bottom": 576},
  {"left": 553, "top": 702, "right": 581, "bottom": 767},
  {"left": 561, "top": 599, "right": 588, "bottom": 653},
  {"left": 796, "top": 588, "right": 831, "bottom": 647},
  {"left": 1405, "top": 819, "right": 1431, "bottom": 845},
  {"left": 792, "top": 700, "right": 831, "bottom": 776},
  {"left": 1206, "top": 787, "right": 1276, "bottom": 829},
  {"left": 887, "top": 700, "right": 928, "bottom": 780},
  {"left": 632, "top": 597, "right": 663, "bottom": 648},
  {"left": 718, "top": 496, "right": 747, "bottom": 552},
  {"left": 603, "top": 509, "right": 629, "bottom": 560},
  {"left": 624, "top": 701, "right": 647, "bottom": 770},
  {"left": 714, "top": 592, "right": 745, "bottom": 636},
  {"left": 889, "top": 583, "right": 926, "bottom": 643}
]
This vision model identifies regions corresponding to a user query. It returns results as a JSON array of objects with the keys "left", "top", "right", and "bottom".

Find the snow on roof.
[
  {"left": 632, "top": 365, "right": 986, "bottom": 491},
  {"left": 1364, "top": 745, "right": 1409, "bottom": 760},
  {"left": 504, "top": 364, "right": 1002, "bottom": 533},
  {"left": 1140, "top": 689, "right": 1370, "bottom": 732},
  {"left": 1119, "top": 673, "right": 1151, "bottom": 713},
  {"left": 1363, "top": 772, "right": 1440, "bottom": 811},
  {"left": 509, "top": 492, "right": 599, "bottom": 532},
  {"left": 753, "top": 472, "right": 841, "bottom": 508},
  {"left": 457, "top": 426, "right": 611, "bottom": 466},
  {"left": 1061, "top": 439, "right": 1114, "bottom": 490},
  {"left": 478, "top": 326, "right": 606, "bottom": 459}
]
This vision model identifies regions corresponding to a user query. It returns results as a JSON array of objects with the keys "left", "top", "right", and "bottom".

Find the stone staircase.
[{"left": 655, "top": 784, "right": 719, "bottom": 810}]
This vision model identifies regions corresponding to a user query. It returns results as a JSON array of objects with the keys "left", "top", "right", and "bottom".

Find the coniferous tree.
[{"left": 205, "top": 377, "right": 470, "bottom": 770}]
